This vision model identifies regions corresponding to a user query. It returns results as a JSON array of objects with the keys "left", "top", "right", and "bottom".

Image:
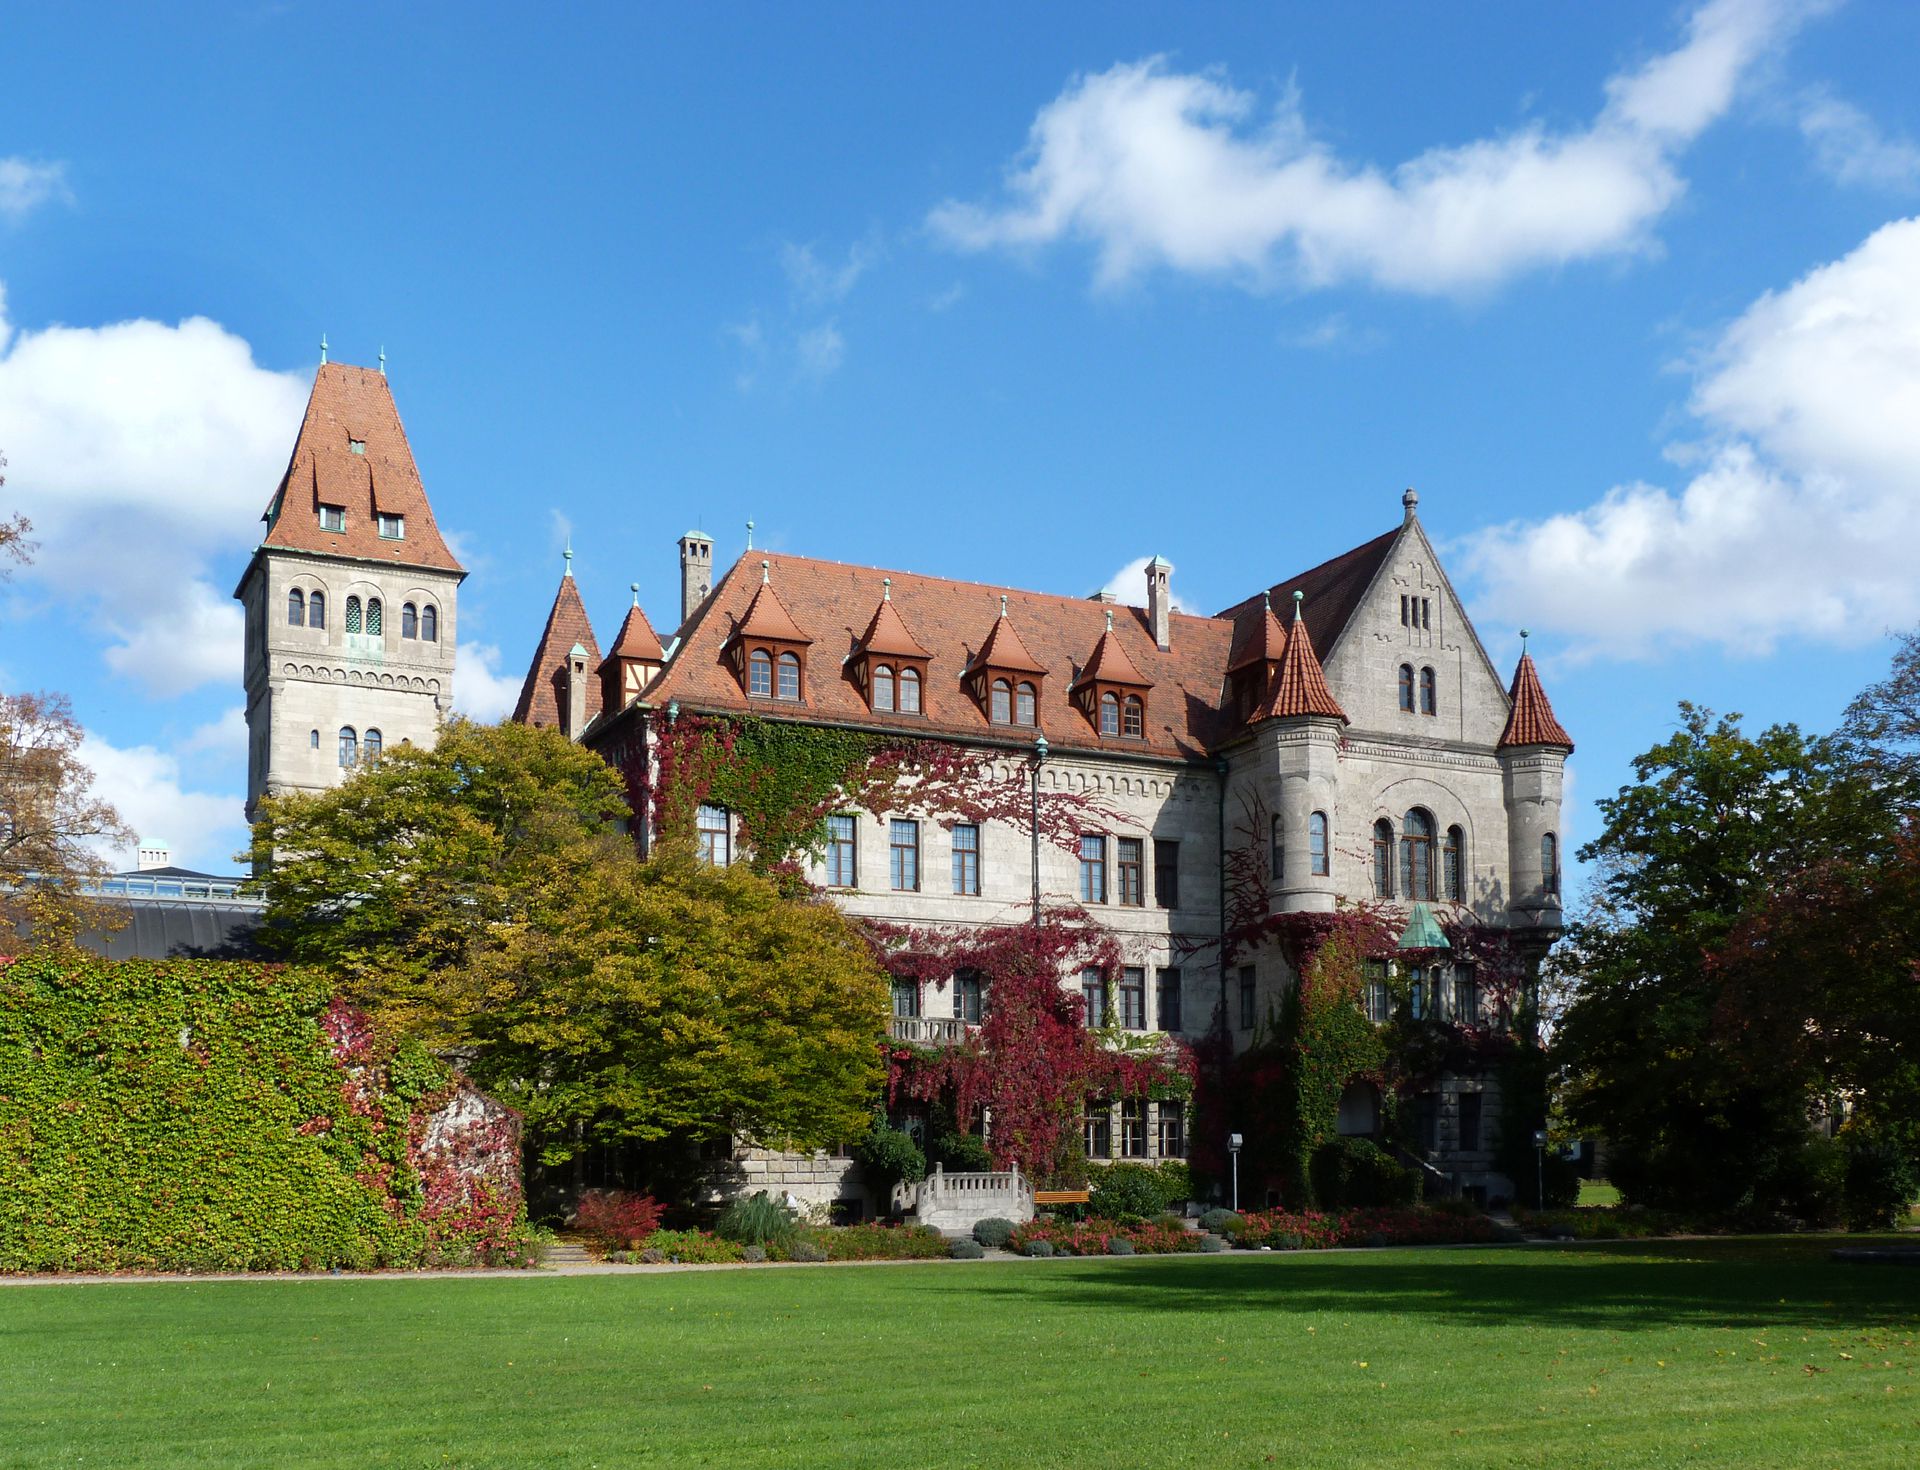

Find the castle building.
[
  {"left": 515, "top": 488, "right": 1572, "bottom": 1209},
  {"left": 236, "top": 363, "right": 464, "bottom": 823}
]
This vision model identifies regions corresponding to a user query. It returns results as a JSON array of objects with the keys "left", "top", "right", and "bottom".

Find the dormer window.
[
  {"left": 850, "top": 578, "right": 932, "bottom": 718},
  {"left": 319, "top": 505, "right": 346, "bottom": 533},
  {"left": 1122, "top": 694, "right": 1144, "bottom": 738},
  {"left": 722, "top": 562, "right": 813, "bottom": 705},
  {"left": 898, "top": 667, "right": 921, "bottom": 713},
  {"left": 1100, "top": 692, "right": 1119, "bottom": 735},
  {"left": 378, "top": 513, "right": 405, "bottom": 539},
  {"left": 873, "top": 665, "right": 896, "bottom": 712},
  {"left": 749, "top": 649, "right": 773, "bottom": 697},
  {"left": 1073, "top": 611, "right": 1152, "bottom": 740},
  {"left": 348, "top": 438, "right": 366, "bottom": 455},
  {"left": 991, "top": 679, "right": 1012, "bottom": 724},
  {"left": 776, "top": 651, "right": 800, "bottom": 700}
]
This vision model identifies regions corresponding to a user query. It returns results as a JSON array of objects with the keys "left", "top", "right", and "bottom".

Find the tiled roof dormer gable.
[
  {"left": 962, "top": 595, "right": 1048, "bottom": 729},
  {"left": 1070, "top": 609, "right": 1153, "bottom": 740},
  {"left": 1225, "top": 590, "right": 1288, "bottom": 720},
  {"left": 1255, "top": 592, "right": 1348, "bottom": 724},
  {"left": 1498, "top": 641, "right": 1574, "bottom": 752},
  {"left": 851, "top": 578, "right": 933, "bottom": 716},
  {"left": 599, "top": 585, "right": 666, "bottom": 713},
  {"left": 720, "top": 560, "right": 813, "bottom": 703}
]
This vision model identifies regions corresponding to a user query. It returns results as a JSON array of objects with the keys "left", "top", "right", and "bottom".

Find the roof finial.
[
  {"left": 999, "top": 594, "right": 1008, "bottom": 618},
  {"left": 378, "top": 345, "right": 386, "bottom": 378},
  {"left": 630, "top": 582, "right": 641, "bottom": 607},
  {"left": 1105, "top": 608, "right": 1114, "bottom": 633},
  {"left": 1292, "top": 589, "right": 1304, "bottom": 621},
  {"left": 761, "top": 559, "right": 771, "bottom": 585},
  {"left": 1520, "top": 627, "right": 1530, "bottom": 653},
  {"left": 882, "top": 576, "right": 892, "bottom": 602},
  {"left": 563, "top": 539, "right": 573, "bottom": 578},
  {"left": 319, "top": 332, "right": 328, "bottom": 365},
  {"left": 746, "top": 519, "right": 755, "bottom": 551},
  {"left": 1402, "top": 485, "right": 1419, "bottom": 519},
  {"left": 1261, "top": 589, "right": 1270, "bottom": 611}
]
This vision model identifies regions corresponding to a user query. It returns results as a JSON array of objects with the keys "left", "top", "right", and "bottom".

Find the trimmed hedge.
[{"left": 0, "top": 952, "right": 535, "bottom": 1273}]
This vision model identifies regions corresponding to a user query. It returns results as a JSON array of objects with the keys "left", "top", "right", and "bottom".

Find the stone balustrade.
[
  {"left": 888, "top": 1015, "right": 977, "bottom": 1046},
  {"left": 908, "top": 1163, "right": 1034, "bottom": 1234}
]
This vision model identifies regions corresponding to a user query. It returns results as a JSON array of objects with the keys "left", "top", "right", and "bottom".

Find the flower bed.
[
  {"left": 1008, "top": 1217, "right": 1204, "bottom": 1257},
  {"left": 1228, "top": 1206, "right": 1504, "bottom": 1250},
  {"left": 806, "top": 1223, "right": 949, "bottom": 1262},
  {"left": 1512, "top": 1206, "right": 1702, "bottom": 1240}
]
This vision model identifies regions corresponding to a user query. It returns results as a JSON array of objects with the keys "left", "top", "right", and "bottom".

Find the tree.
[
  {"left": 0, "top": 691, "right": 132, "bottom": 943},
  {"left": 1835, "top": 626, "right": 1920, "bottom": 799},
  {"left": 2, "top": 453, "right": 35, "bottom": 579}
]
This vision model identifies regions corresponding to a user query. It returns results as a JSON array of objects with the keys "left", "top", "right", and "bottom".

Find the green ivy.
[{"left": 704, "top": 718, "right": 882, "bottom": 865}]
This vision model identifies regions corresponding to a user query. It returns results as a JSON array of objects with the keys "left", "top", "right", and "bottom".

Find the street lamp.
[
  {"left": 1228, "top": 1132, "right": 1244, "bottom": 1213},
  {"left": 1532, "top": 1127, "right": 1549, "bottom": 1209},
  {"left": 1029, "top": 733, "right": 1048, "bottom": 923}
]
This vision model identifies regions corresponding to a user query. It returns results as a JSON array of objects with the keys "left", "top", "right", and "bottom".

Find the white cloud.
[
  {"left": 796, "top": 320, "right": 846, "bottom": 379},
  {"left": 781, "top": 239, "right": 880, "bottom": 305},
  {"left": 1464, "top": 215, "right": 1920, "bottom": 658},
  {"left": 0, "top": 284, "right": 309, "bottom": 696},
  {"left": 1798, "top": 91, "right": 1920, "bottom": 192},
  {"left": 180, "top": 705, "right": 248, "bottom": 762},
  {"left": 454, "top": 642, "right": 523, "bottom": 723},
  {"left": 80, "top": 729, "right": 248, "bottom": 875},
  {"left": 1099, "top": 555, "right": 1193, "bottom": 612},
  {"left": 930, "top": 0, "right": 1811, "bottom": 295},
  {"left": 0, "top": 157, "right": 70, "bottom": 221}
]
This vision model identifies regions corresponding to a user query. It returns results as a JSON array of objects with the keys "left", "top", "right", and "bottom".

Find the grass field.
[
  {"left": 1576, "top": 1179, "right": 1624, "bottom": 1208},
  {"left": 4, "top": 1239, "right": 1917, "bottom": 1469}
]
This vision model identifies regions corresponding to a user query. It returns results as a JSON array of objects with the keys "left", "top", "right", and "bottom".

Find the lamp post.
[
  {"left": 1228, "top": 1132, "right": 1243, "bottom": 1213},
  {"left": 1532, "top": 1127, "right": 1548, "bottom": 1209},
  {"left": 1029, "top": 733, "right": 1048, "bottom": 924}
]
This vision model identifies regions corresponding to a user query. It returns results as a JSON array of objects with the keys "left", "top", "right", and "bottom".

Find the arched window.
[
  {"left": 748, "top": 649, "right": 773, "bottom": 697},
  {"left": 1099, "top": 692, "right": 1119, "bottom": 735},
  {"left": 1372, "top": 819, "right": 1395, "bottom": 898},
  {"left": 308, "top": 591, "right": 325, "bottom": 629},
  {"left": 872, "top": 664, "right": 895, "bottom": 712},
  {"left": 1420, "top": 666, "right": 1437, "bottom": 716},
  {"left": 1122, "top": 695, "right": 1144, "bottom": 739},
  {"left": 1398, "top": 664, "right": 1415, "bottom": 712},
  {"left": 309, "top": 729, "right": 319, "bottom": 750},
  {"left": 1015, "top": 681, "right": 1037, "bottom": 727},
  {"left": 776, "top": 651, "right": 800, "bottom": 700},
  {"left": 363, "top": 728, "right": 383, "bottom": 762},
  {"left": 287, "top": 588, "right": 305, "bottom": 626},
  {"left": 1269, "top": 815, "right": 1285, "bottom": 883},
  {"left": 366, "top": 598, "right": 383, "bottom": 637},
  {"left": 990, "top": 678, "right": 1011, "bottom": 724},
  {"left": 345, "top": 596, "right": 362, "bottom": 634},
  {"left": 1402, "top": 808, "right": 1436, "bottom": 901},
  {"left": 1542, "top": 832, "right": 1560, "bottom": 896},
  {"left": 337, "top": 726, "right": 358, "bottom": 768},
  {"left": 899, "top": 667, "right": 921, "bottom": 714},
  {"left": 1310, "top": 811, "right": 1330, "bottom": 876},
  {"left": 1444, "top": 825, "right": 1465, "bottom": 901},
  {"left": 402, "top": 602, "right": 418, "bottom": 639},
  {"left": 421, "top": 604, "right": 437, "bottom": 642}
]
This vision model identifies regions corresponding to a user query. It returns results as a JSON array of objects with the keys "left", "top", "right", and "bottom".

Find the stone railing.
[
  {"left": 906, "top": 1163, "right": 1034, "bottom": 1233},
  {"left": 888, "top": 1016, "right": 977, "bottom": 1047}
]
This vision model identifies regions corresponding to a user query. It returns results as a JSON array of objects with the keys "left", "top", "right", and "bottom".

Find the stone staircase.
[{"left": 543, "top": 1237, "right": 593, "bottom": 1268}]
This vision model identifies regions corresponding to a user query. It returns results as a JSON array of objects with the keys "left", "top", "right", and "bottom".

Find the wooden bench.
[{"left": 1032, "top": 1189, "right": 1091, "bottom": 1207}]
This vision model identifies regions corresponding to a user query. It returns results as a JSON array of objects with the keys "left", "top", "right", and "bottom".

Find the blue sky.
[{"left": 3, "top": 0, "right": 1918, "bottom": 881}]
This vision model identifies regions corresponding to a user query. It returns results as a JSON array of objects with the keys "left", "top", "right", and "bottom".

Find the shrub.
[
  {"left": 1089, "top": 1164, "right": 1170, "bottom": 1223},
  {"left": 717, "top": 1190, "right": 798, "bottom": 1249},
  {"left": 789, "top": 1239, "right": 828, "bottom": 1263},
  {"left": 813, "top": 1223, "right": 947, "bottom": 1262},
  {"left": 1009, "top": 1217, "right": 1203, "bottom": 1257},
  {"left": 972, "top": 1217, "right": 1016, "bottom": 1249},
  {"left": 1310, "top": 1137, "right": 1421, "bottom": 1209},
  {"left": 855, "top": 1120, "right": 927, "bottom": 1188},
  {"left": 1843, "top": 1132, "right": 1920, "bottom": 1231},
  {"left": 1107, "top": 1237, "right": 1136, "bottom": 1256},
  {"left": 1199, "top": 1233, "right": 1229, "bottom": 1252},
  {"left": 645, "top": 1229, "right": 745, "bottom": 1264},
  {"left": 572, "top": 1190, "right": 664, "bottom": 1254},
  {"left": 640, "top": 1247, "right": 666, "bottom": 1264},
  {"left": 949, "top": 1238, "right": 985, "bottom": 1259},
  {"left": 1025, "top": 1240, "right": 1056, "bottom": 1258},
  {"left": 741, "top": 1245, "right": 767, "bottom": 1263},
  {"left": 1199, "top": 1207, "right": 1241, "bottom": 1233}
]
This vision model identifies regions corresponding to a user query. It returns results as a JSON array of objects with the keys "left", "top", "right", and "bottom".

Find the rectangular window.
[
  {"left": 1080, "top": 966, "right": 1107, "bottom": 1029},
  {"left": 1452, "top": 964, "right": 1479, "bottom": 1024},
  {"left": 1422, "top": 598, "right": 1432, "bottom": 630},
  {"left": 1078, "top": 834, "right": 1107, "bottom": 904},
  {"left": 1459, "top": 1091, "right": 1483, "bottom": 1153},
  {"left": 1153, "top": 840, "right": 1179, "bottom": 909},
  {"left": 951, "top": 823, "right": 980, "bottom": 895},
  {"left": 1084, "top": 1101, "right": 1112, "bottom": 1161},
  {"left": 318, "top": 505, "right": 346, "bottom": 533},
  {"left": 1116, "top": 837, "right": 1144, "bottom": 907},
  {"left": 348, "top": 438, "right": 366, "bottom": 455},
  {"left": 1363, "top": 961, "right": 1392, "bottom": 1024},
  {"left": 1157, "top": 1100, "right": 1187, "bottom": 1160},
  {"left": 377, "top": 513, "right": 405, "bottom": 539},
  {"left": 953, "top": 970, "right": 982, "bottom": 1024},
  {"left": 1155, "top": 968, "right": 1183, "bottom": 1033},
  {"left": 889, "top": 819, "right": 920, "bottom": 892},
  {"left": 1119, "top": 1099, "right": 1148, "bottom": 1158},
  {"left": 826, "top": 814, "right": 857, "bottom": 888},
  {"left": 1238, "top": 966, "right": 1257, "bottom": 1031},
  {"left": 1118, "top": 967, "right": 1146, "bottom": 1030},
  {"left": 695, "top": 805, "right": 730, "bottom": 867},
  {"left": 890, "top": 977, "right": 920, "bottom": 1019}
]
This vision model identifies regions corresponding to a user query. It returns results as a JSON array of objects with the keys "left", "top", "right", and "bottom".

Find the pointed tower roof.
[
  {"left": 512, "top": 568, "right": 603, "bottom": 728},
  {"left": 726, "top": 562, "right": 812, "bottom": 646},
  {"left": 1074, "top": 609, "right": 1150, "bottom": 689},
  {"left": 1257, "top": 592, "right": 1347, "bottom": 722},
  {"left": 964, "top": 596, "right": 1048, "bottom": 677},
  {"left": 606, "top": 597, "right": 665, "bottom": 662},
  {"left": 854, "top": 580, "right": 932, "bottom": 660},
  {"left": 260, "top": 363, "right": 463, "bottom": 574},
  {"left": 1498, "top": 644, "right": 1574, "bottom": 751},
  {"left": 1226, "top": 592, "right": 1288, "bottom": 673}
]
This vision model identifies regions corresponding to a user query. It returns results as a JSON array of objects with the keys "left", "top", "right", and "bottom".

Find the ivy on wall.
[{"left": 0, "top": 952, "right": 535, "bottom": 1273}]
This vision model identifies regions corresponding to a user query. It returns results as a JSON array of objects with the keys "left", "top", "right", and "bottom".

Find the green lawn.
[
  {"left": 1577, "top": 1178, "right": 1624, "bottom": 1208},
  {"left": 3, "top": 1239, "right": 1917, "bottom": 1469}
]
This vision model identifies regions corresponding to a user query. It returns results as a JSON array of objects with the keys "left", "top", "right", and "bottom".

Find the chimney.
[
  {"left": 678, "top": 530, "right": 714, "bottom": 626},
  {"left": 1145, "top": 556, "right": 1172, "bottom": 651},
  {"left": 135, "top": 838, "right": 170, "bottom": 871},
  {"left": 565, "top": 643, "right": 590, "bottom": 741}
]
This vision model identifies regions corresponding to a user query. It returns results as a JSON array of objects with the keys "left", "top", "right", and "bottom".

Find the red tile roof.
[
  {"left": 726, "top": 572, "right": 812, "bottom": 647},
  {"left": 1498, "top": 653, "right": 1574, "bottom": 751},
  {"left": 854, "top": 585, "right": 933, "bottom": 660},
  {"left": 1226, "top": 594, "right": 1288, "bottom": 673},
  {"left": 1074, "top": 611, "right": 1151, "bottom": 689},
  {"left": 1217, "top": 527, "right": 1399, "bottom": 661},
  {"left": 605, "top": 601, "right": 666, "bottom": 663},
  {"left": 513, "top": 573, "right": 603, "bottom": 729},
  {"left": 260, "top": 364, "right": 463, "bottom": 574},
  {"left": 641, "top": 554, "right": 1234, "bottom": 758},
  {"left": 1256, "top": 599, "right": 1348, "bottom": 723}
]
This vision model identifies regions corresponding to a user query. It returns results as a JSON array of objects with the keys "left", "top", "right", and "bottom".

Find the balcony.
[{"left": 888, "top": 1016, "right": 978, "bottom": 1047}]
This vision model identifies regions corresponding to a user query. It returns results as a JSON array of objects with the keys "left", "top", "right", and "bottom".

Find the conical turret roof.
[
  {"left": 607, "top": 601, "right": 665, "bottom": 662},
  {"left": 1498, "top": 651, "right": 1574, "bottom": 751},
  {"left": 512, "top": 570, "right": 602, "bottom": 728},
  {"left": 1256, "top": 595, "right": 1347, "bottom": 722}
]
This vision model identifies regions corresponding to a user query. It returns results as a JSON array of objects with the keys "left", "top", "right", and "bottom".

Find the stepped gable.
[
  {"left": 1074, "top": 611, "right": 1151, "bottom": 690},
  {"left": 1217, "top": 526, "right": 1398, "bottom": 661},
  {"left": 642, "top": 553, "right": 1235, "bottom": 758},
  {"left": 607, "top": 601, "right": 665, "bottom": 662},
  {"left": 512, "top": 570, "right": 603, "bottom": 729},
  {"left": 1498, "top": 652, "right": 1574, "bottom": 751},
  {"left": 260, "top": 363, "right": 463, "bottom": 573},
  {"left": 854, "top": 585, "right": 932, "bottom": 661},
  {"left": 1256, "top": 595, "right": 1347, "bottom": 723}
]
